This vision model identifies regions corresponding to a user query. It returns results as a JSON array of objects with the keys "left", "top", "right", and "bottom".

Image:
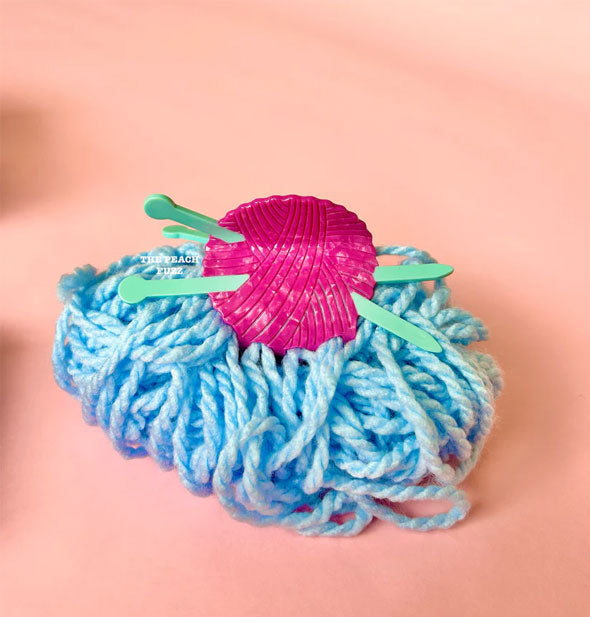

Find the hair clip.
[
  {"left": 54, "top": 193, "right": 502, "bottom": 536},
  {"left": 118, "top": 194, "right": 453, "bottom": 354}
]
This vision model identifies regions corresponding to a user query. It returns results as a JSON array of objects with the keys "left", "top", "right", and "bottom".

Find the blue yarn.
[{"left": 52, "top": 242, "right": 502, "bottom": 536}]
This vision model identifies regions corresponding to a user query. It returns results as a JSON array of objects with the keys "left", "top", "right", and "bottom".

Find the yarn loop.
[{"left": 52, "top": 243, "right": 502, "bottom": 535}]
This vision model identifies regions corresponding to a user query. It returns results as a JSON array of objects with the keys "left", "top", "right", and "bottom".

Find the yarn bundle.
[{"left": 52, "top": 242, "right": 502, "bottom": 536}]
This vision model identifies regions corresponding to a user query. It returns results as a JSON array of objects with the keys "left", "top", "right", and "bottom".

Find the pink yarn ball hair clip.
[{"left": 118, "top": 194, "right": 454, "bottom": 354}]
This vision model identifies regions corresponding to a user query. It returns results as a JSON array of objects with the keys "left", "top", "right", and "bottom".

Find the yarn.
[
  {"left": 203, "top": 195, "right": 378, "bottom": 354},
  {"left": 52, "top": 242, "right": 502, "bottom": 536}
]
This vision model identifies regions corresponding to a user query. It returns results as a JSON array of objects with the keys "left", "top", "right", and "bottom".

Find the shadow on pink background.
[{"left": 1, "top": 2, "right": 589, "bottom": 616}]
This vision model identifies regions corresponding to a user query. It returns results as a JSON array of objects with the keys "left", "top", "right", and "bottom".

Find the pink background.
[{"left": 2, "top": 2, "right": 590, "bottom": 615}]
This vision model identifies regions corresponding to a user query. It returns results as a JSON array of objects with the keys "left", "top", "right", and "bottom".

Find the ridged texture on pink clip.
[{"left": 202, "top": 195, "right": 378, "bottom": 354}]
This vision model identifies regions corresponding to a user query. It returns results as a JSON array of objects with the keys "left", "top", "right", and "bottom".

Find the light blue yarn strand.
[{"left": 52, "top": 243, "right": 502, "bottom": 536}]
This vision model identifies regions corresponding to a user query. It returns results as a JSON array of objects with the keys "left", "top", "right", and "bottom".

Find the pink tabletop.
[{"left": 2, "top": 2, "right": 589, "bottom": 616}]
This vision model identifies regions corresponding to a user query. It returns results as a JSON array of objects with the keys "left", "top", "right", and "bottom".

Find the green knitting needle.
[
  {"left": 353, "top": 263, "right": 452, "bottom": 352},
  {"left": 352, "top": 293, "right": 442, "bottom": 353},
  {"left": 118, "top": 263, "right": 452, "bottom": 350},
  {"left": 162, "top": 224, "right": 209, "bottom": 243},
  {"left": 118, "top": 274, "right": 249, "bottom": 304},
  {"left": 373, "top": 263, "right": 453, "bottom": 283},
  {"left": 119, "top": 272, "right": 444, "bottom": 351},
  {"left": 144, "top": 194, "right": 245, "bottom": 244}
]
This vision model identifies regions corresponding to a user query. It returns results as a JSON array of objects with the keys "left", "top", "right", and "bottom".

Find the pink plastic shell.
[{"left": 202, "top": 195, "right": 378, "bottom": 355}]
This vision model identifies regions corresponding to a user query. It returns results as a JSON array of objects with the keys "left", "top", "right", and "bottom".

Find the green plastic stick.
[
  {"left": 144, "top": 194, "right": 245, "bottom": 244},
  {"left": 118, "top": 274, "right": 249, "bottom": 304},
  {"left": 374, "top": 264, "right": 453, "bottom": 284},
  {"left": 351, "top": 292, "right": 442, "bottom": 353},
  {"left": 162, "top": 224, "right": 209, "bottom": 243}
]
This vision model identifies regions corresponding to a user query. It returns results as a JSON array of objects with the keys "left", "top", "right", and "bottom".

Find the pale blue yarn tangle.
[{"left": 52, "top": 243, "right": 502, "bottom": 536}]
